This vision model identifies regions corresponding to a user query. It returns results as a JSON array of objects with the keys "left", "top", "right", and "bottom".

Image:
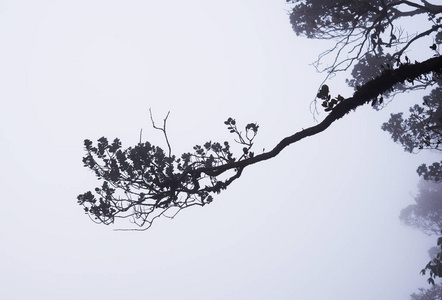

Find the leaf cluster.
[
  {"left": 421, "top": 232, "right": 442, "bottom": 285},
  {"left": 382, "top": 86, "right": 442, "bottom": 153},
  {"left": 224, "top": 117, "right": 259, "bottom": 159},
  {"left": 288, "top": 0, "right": 382, "bottom": 39},
  {"left": 418, "top": 161, "right": 442, "bottom": 183},
  {"left": 317, "top": 84, "right": 344, "bottom": 112},
  {"left": 78, "top": 118, "right": 259, "bottom": 229}
]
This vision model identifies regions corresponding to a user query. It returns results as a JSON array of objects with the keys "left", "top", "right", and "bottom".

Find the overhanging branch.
[{"left": 192, "top": 55, "right": 442, "bottom": 178}]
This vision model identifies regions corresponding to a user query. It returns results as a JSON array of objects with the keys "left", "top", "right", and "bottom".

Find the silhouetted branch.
[{"left": 78, "top": 55, "right": 442, "bottom": 230}]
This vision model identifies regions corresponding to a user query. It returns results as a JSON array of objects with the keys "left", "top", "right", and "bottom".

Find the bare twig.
[
  {"left": 149, "top": 108, "right": 172, "bottom": 157},
  {"left": 394, "top": 25, "right": 442, "bottom": 59}
]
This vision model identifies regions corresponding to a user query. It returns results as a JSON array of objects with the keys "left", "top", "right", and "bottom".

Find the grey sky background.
[{"left": 1, "top": 1, "right": 440, "bottom": 299}]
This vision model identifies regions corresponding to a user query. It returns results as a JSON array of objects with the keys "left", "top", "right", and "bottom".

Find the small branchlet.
[{"left": 224, "top": 117, "right": 259, "bottom": 159}]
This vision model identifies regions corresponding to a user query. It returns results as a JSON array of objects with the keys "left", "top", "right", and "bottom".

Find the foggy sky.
[{"left": 0, "top": 1, "right": 439, "bottom": 299}]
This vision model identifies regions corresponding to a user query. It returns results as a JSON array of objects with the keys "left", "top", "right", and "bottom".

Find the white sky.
[{"left": 0, "top": 1, "right": 440, "bottom": 299}]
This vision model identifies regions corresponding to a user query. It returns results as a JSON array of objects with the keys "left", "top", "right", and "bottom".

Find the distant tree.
[
  {"left": 409, "top": 282, "right": 442, "bottom": 300},
  {"left": 400, "top": 179, "right": 442, "bottom": 235},
  {"left": 79, "top": 1, "right": 442, "bottom": 231}
]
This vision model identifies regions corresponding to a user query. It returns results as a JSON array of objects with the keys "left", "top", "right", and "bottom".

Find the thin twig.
[{"left": 149, "top": 108, "right": 172, "bottom": 157}]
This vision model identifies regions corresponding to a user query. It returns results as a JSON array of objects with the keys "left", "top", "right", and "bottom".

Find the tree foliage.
[
  {"left": 78, "top": 118, "right": 258, "bottom": 229},
  {"left": 287, "top": 0, "right": 442, "bottom": 76},
  {"left": 418, "top": 161, "right": 442, "bottom": 183},
  {"left": 382, "top": 86, "right": 442, "bottom": 153}
]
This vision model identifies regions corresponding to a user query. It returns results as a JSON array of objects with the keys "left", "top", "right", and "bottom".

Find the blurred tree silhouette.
[
  {"left": 79, "top": 1, "right": 442, "bottom": 235},
  {"left": 409, "top": 281, "right": 442, "bottom": 300},
  {"left": 400, "top": 179, "right": 442, "bottom": 235}
]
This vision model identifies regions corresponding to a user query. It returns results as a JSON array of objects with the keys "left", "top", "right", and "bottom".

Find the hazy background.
[{"left": 0, "top": 1, "right": 439, "bottom": 299}]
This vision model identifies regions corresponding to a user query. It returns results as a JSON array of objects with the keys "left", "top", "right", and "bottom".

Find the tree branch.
[
  {"left": 192, "top": 55, "right": 442, "bottom": 179},
  {"left": 78, "top": 55, "right": 442, "bottom": 230}
]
